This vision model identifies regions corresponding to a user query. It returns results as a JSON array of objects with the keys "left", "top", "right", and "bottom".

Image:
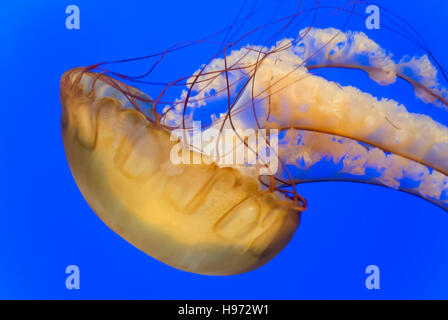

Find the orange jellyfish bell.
[{"left": 60, "top": 67, "right": 301, "bottom": 275}]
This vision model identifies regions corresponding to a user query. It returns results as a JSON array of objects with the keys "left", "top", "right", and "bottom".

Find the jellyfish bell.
[
  {"left": 61, "top": 17, "right": 448, "bottom": 274},
  {"left": 60, "top": 67, "right": 301, "bottom": 275}
]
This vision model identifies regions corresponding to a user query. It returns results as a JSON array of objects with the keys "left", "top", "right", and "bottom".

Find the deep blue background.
[{"left": 2, "top": 0, "right": 448, "bottom": 299}]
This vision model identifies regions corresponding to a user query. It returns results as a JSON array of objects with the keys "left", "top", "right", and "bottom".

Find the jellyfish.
[{"left": 60, "top": 1, "right": 448, "bottom": 275}]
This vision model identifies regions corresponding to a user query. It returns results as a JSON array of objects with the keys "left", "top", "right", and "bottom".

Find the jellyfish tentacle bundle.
[
  {"left": 60, "top": 28, "right": 448, "bottom": 275},
  {"left": 183, "top": 28, "right": 448, "bottom": 211}
]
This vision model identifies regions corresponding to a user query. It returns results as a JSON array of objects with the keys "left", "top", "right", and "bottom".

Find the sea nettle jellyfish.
[{"left": 60, "top": 1, "right": 448, "bottom": 275}]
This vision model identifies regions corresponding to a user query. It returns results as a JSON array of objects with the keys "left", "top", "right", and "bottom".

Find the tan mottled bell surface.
[{"left": 60, "top": 68, "right": 300, "bottom": 275}]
